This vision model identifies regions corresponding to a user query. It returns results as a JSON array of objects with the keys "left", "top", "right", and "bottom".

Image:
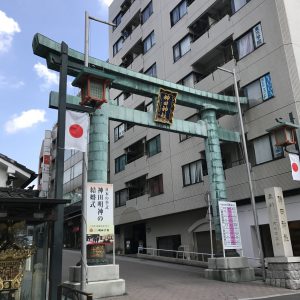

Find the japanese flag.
[
  {"left": 289, "top": 153, "right": 300, "bottom": 181},
  {"left": 65, "top": 110, "right": 89, "bottom": 152}
]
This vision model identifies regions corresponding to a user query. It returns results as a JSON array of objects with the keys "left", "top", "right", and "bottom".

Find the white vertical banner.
[
  {"left": 289, "top": 153, "right": 300, "bottom": 181},
  {"left": 86, "top": 182, "right": 114, "bottom": 243},
  {"left": 219, "top": 201, "right": 242, "bottom": 250},
  {"left": 65, "top": 110, "right": 89, "bottom": 152}
]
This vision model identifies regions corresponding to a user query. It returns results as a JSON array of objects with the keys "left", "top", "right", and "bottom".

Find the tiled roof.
[{"left": 0, "top": 187, "right": 40, "bottom": 199}]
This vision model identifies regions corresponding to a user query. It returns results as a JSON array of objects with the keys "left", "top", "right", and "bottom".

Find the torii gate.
[{"left": 33, "top": 33, "right": 247, "bottom": 296}]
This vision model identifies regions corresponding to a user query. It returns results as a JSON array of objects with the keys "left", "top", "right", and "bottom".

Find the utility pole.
[{"left": 217, "top": 66, "right": 265, "bottom": 280}]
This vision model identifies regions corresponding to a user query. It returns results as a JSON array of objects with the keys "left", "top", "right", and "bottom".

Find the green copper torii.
[{"left": 33, "top": 33, "right": 247, "bottom": 246}]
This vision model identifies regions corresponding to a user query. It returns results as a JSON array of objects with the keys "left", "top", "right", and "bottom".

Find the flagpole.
[
  {"left": 80, "top": 10, "right": 90, "bottom": 292},
  {"left": 81, "top": 150, "right": 88, "bottom": 291}
]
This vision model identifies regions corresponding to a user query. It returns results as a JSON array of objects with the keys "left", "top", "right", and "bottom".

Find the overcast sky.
[{"left": 0, "top": 0, "right": 113, "bottom": 175}]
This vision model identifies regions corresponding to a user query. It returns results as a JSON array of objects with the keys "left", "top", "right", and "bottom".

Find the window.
[
  {"left": 115, "top": 189, "right": 128, "bottom": 207},
  {"left": 141, "top": 1, "right": 153, "bottom": 24},
  {"left": 236, "top": 23, "right": 264, "bottom": 60},
  {"left": 232, "top": 0, "right": 251, "bottom": 13},
  {"left": 244, "top": 73, "right": 274, "bottom": 108},
  {"left": 113, "top": 37, "right": 124, "bottom": 56},
  {"left": 248, "top": 134, "right": 283, "bottom": 165},
  {"left": 113, "top": 12, "right": 123, "bottom": 30},
  {"left": 144, "top": 63, "right": 157, "bottom": 77},
  {"left": 115, "top": 154, "right": 126, "bottom": 173},
  {"left": 143, "top": 31, "right": 155, "bottom": 54},
  {"left": 179, "top": 114, "right": 199, "bottom": 141},
  {"left": 173, "top": 35, "right": 191, "bottom": 62},
  {"left": 148, "top": 174, "right": 163, "bottom": 197},
  {"left": 63, "top": 161, "right": 82, "bottom": 184},
  {"left": 170, "top": 0, "right": 187, "bottom": 27},
  {"left": 182, "top": 160, "right": 204, "bottom": 186},
  {"left": 147, "top": 135, "right": 161, "bottom": 157},
  {"left": 114, "top": 123, "right": 125, "bottom": 141}
]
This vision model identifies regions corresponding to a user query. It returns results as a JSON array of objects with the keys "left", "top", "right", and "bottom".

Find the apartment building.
[{"left": 108, "top": 0, "right": 300, "bottom": 257}]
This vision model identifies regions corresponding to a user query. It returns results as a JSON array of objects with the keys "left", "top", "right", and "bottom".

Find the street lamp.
[{"left": 217, "top": 66, "right": 265, "bottom": 280}]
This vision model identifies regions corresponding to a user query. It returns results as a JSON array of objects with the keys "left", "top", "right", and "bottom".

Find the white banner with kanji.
[
  {"left": 219, "top": 201, "right": 242, "bottom": 250},
  {"left": 86, "top": 182, "right": 114, "bottom": 244}
]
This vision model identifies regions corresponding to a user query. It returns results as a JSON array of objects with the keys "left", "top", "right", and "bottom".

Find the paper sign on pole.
[
  {"left": 219, "top": 201, "right": 242, "bottom": 250},
  {"left": 86, "top": 182, "right": 114, "bottom": 244}
]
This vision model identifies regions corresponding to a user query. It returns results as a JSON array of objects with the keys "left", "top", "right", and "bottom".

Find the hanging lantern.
[{"left": 72, "top": 68, "right": 114, "bottom": 109}]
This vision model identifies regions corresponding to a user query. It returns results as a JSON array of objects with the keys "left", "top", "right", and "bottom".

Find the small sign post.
[{"left": 219, "top": 201, "right": 242, "bottom": 256}]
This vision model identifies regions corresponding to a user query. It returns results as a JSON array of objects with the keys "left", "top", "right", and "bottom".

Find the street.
[{"left": 62, "top": 250, "right": 300, "bottom": 300}]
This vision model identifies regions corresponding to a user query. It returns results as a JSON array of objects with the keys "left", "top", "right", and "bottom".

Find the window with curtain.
[
  {"left": 182, "top": 160, "right": 203, "bottom": 186},
  {"left": 148, "top": 174, "right": 163, "bottom": 196},
  {"left": 147, "top": 135, "right": 161, "bottom": 157},
  {"left": 114, "top": 123, "right": 125, "bottom": 141},
  {"left": 170, "top": 0, "right": 187, "bottom": 26},
  {"left": 113, "top": 11, "right": 123, "bottom": 30},
  {"left": 243, "top": 73, "right": 274, "bottom": 108},
  {"left": 115, "top": 189, "right": 128, "bottom": 207},
  {"left": 143, "top": 31, "right": 155, "bottom": 53},
  {"left": 144, "top": 63, "right": 157, "bottom": 77},
  {"left": 236, "top": 23, "right": 264, "bottom": 59},
  {"left": 250, "top": 134, "right": 283, "bottom": 165},
  {"left": 115, "top": 154, "right": 126, "bottom": 173},
  {"left": 141, "top": 1, "right": 153, "bottom": 24},
  {"left": 232, "top": 0, "right": 250, "bottom": 12},
  {"left": 113, "top": 37, "right": 124, "bottom": 56},
  {"left": 173, "top": 35, "right": 191, "bottom": 62}
]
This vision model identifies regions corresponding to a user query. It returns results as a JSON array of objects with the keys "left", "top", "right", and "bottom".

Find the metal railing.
[
  {"left": 58, "top": 284, "right": 93, "bottom": 300},
  {"left": 138, "top": 247, "right": 214, "bottom": 263}
]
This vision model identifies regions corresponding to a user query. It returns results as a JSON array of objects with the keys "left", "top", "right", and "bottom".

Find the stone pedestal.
[
  {"left": 205, "top": 257, "right": 255, "bottom": 282},
  {"left": 64, "top": 264, "right": 125, "bottom": 298},
  {"left": 266, "top": 257, "right": 300, "bottom": 289}
]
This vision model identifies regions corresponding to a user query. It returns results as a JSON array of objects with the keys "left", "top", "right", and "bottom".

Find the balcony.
[
  {"left": 194, "top": 58, "right": 236, "bottom": 92},
  {"left": 121, "top": 38, "right": 143, "bottom": 68},
  {"left": 188, "top": 0, "right": 232, "bottom": 43},
  {"left": 190, "top": 14, "right": 232, "bottom": 67},
  {"left": 119, "top": 25, "right": 142, "bottom": 60},
  {"left": 113, "top": 0, "right": 140, "bottom": 37},
  {"left": 191, "top": 37, "right": 235, "bottom": 88}
]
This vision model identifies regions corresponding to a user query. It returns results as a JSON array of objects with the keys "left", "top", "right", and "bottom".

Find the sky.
[{"left": 0, "top": 0, "right": 113, "bottom": 175}]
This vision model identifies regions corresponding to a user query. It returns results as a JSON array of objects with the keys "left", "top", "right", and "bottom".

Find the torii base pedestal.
[
  {"left": 65, "top": 264, "right": 125, "bottom": 298},
  {"left": 205, "top": 257, "right": 255, "bottom": 282}
]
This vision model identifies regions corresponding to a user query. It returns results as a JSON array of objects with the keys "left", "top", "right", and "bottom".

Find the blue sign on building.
[{"left": 260, "top": 73, "right": 274, "bottom": 100}]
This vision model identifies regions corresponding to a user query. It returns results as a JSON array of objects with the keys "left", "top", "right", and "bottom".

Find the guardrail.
[
  {"left": 57, "top": 283, "right": 93, "bottom": 300},
  {"left": 138, "top": 247, "right": 213, "bottom": 263}
]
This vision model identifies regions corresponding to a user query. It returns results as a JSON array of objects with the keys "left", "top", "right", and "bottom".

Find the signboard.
[
  {"left": 154, "top": 88, "right": 177, "bottom": 124},
  {"left": 86, "top": 183, "right": 114, "bottom": 244},
  {"left": 219, "top": 201, "right": 242, "bottom": 250},
  {"left": 264, "top": 187, "right": 293, "bottom": 257},
  {"left": 260, "top": 73, "right": 274, "bottom": 100}
]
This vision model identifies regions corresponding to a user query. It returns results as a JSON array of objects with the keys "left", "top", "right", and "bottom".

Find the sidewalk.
[{"left": 105, "top": 255, "right": 300, "bottom": 300}]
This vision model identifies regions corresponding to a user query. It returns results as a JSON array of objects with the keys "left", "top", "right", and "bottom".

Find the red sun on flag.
[
  {"left": 69, "top": 124, "right": 83, "bottom": 138},
  {"left": 292, "top": 162, "right": 299, "bottom": 172}
]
